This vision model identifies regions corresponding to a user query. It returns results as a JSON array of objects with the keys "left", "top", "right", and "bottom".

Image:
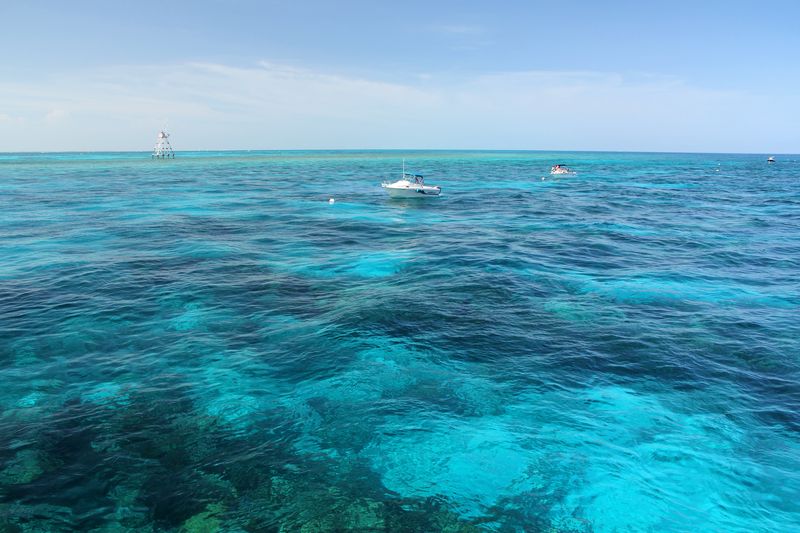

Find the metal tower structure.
[{"left": 152, "top": 129, "right": 174, "bottom": 158}]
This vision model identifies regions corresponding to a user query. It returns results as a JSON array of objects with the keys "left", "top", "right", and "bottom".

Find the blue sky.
[{"left": 1, "top": 0, "right": 798, "bottom": 152}]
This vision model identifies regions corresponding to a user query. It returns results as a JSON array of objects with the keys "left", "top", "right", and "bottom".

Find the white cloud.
[
  {"left": 0, "top": 61, "right": 795, "bottom": 152},
  {"left": 45, "top": 108, "right": 69, "bottom": 122}
]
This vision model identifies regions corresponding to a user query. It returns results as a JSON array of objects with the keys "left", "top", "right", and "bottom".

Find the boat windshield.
[{"left": 403, "top": 172, "right": 424, "bottom": 184}]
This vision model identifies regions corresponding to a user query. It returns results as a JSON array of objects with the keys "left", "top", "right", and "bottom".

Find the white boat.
[
  {"left": 550, "top": 164, "right": 575, "bottom": 175},
  {"left": 768, "top": 156, "right": 775, "bottom": 163},
  {"left": 382, "top": 162, "right": 441, "bottom": 198}
]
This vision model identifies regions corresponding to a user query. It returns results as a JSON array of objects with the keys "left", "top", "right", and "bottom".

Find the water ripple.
[{"left": 1, "top": 151, "right": 799, "bottom": 531}]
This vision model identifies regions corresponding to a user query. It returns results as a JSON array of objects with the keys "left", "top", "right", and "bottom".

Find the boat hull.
[{"left": 384, "top": 186, "right": 441, "bottom": 198}]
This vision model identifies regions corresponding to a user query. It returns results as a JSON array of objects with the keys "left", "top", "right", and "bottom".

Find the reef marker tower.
[{"left": 152, "top": 129, "right": 175, "bottom": 158}]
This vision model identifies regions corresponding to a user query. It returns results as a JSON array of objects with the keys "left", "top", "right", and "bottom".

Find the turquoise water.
[{"left": 1, "top": 150, "right": 799, "bottom": 531}]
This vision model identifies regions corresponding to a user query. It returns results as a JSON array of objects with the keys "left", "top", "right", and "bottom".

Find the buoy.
[{"left": 328, "top": 198, "right": 335, "bottom": 204}]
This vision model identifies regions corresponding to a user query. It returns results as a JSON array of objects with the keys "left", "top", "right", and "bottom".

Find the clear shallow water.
[{"left": 1, "top": 150, "right": 799, "bottom": 532}]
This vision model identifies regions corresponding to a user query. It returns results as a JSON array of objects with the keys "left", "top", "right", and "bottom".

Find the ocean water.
[{"left": 1, "top": 150, "right": 799, "bottom": 532}]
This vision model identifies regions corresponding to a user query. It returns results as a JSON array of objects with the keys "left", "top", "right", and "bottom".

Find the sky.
[{"left": 0, "top": 0, "right": 798, "bottom": 152}]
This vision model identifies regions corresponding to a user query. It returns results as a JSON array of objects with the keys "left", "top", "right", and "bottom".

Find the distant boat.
[
  {"left": 550, "top": 164, "right": 575, "bottom": 175},
  {"left": 767, "top": 156, "right": 775, "bottom": 163},
  {"left": 381, "top": 161, "right": 441, "bottom": 198}
]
